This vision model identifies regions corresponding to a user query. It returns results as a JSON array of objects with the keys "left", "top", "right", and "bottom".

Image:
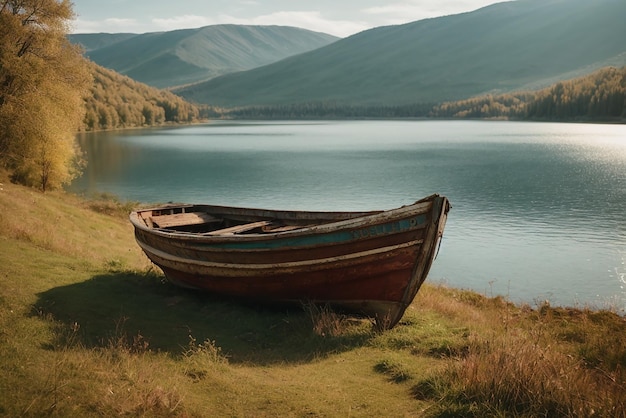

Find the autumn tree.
[{"left": 0, "top": 0, "right": 91, "bottom": 191}]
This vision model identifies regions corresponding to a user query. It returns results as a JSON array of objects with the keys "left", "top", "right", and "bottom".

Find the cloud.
[
  {"left": 232, "top": 11, "right": 367, "bottom": 37},
  {"left": 362, "top": 0, "right": 495, "bottom": 24},
  {"left": 72, "top": 18, "right": 148, "bottom": 33},
  {"left": 152, "top": 15, "right": 218, "bottom": 31},
  {"left": 151, "top": 11, "right": 366, "bottom": 37}
]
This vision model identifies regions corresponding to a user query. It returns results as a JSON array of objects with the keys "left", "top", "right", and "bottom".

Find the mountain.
[
  {"left": 68, "top": 33, "right": 137, "bottom": 51},
  {"left": 70, "top": 25, "right": 339, "bottom": 89},
  {"left": 175, "top": 0, "right": 626, "bottom": 108}
]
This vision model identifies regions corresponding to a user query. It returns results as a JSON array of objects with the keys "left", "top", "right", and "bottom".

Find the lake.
[{"left": 71, "top": 120, "right": 626, "bottom": 312}]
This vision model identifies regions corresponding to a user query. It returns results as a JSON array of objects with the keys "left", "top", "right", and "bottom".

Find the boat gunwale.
[{"left": 129, "top": 195, "right": 440, "bottom": 243}]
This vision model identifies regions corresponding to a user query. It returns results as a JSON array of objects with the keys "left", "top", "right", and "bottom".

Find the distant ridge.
[
  {"left": 175, "top": 0, "right": 626, "bottom": 107},
  {"left": 70, "top": 25, "right": 339, "bottom": 89},
  {"left": 68, "top": 33, "right": 137, "bottom": 51}
]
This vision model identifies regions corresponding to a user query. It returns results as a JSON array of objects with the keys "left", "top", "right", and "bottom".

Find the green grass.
[{"left": 1, "top": 172, "right": 625, "bottom": 417}]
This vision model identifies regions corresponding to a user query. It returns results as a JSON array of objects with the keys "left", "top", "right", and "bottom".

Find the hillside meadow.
[{"left": 1, "top": 170, "right": 625, "bottom": 417}]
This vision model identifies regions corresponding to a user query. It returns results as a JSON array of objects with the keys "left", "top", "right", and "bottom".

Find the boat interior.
[{"left": 137, "top": 206, "right": 315, "bottom": 235}]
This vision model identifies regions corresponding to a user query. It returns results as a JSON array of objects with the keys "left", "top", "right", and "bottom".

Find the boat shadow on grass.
[{"left": 34, "top": 269, "right": 375, "bottom": 365}]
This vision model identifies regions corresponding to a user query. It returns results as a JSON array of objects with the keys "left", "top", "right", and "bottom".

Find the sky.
[{"left": 70, "top": 0, "right": 505, "bottom": 38}]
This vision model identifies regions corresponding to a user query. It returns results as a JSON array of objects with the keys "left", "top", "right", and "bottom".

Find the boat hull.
[{"left": 130, "top": 195, "right": 450, "bottom": 329}]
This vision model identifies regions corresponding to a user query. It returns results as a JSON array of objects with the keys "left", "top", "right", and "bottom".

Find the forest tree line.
[
  {"left": 225, "top": 102, "right": 435, "bottom": 119},
  {"left": 430, "top": 66, "right": 626, "bottom": 121},
  {"left": 225, "top": 66, "right": 626, "bottom": 121},
  {"left": 82, "top": 63, "right": 218, "bottom": 132}
]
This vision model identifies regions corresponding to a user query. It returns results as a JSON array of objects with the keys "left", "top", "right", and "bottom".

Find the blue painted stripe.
[{"left": 201, "top": 215, "right": 427, "bottom": 250}]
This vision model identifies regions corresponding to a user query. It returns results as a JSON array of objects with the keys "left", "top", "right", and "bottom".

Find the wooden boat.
[{"left": 129, "top": 194, "right": 450, "bottom": 329}]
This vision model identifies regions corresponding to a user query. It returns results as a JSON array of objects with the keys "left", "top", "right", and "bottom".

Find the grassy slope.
[
  {"left": 1, "top": 171, "right": 625, "bottom": 417},
  {"left": 178, "top": 0, "right": 626, "bottom": 107}
]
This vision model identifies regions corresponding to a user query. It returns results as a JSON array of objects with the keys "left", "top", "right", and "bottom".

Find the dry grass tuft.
[
  {"left": 181, "top": 334, "right": 229, "bottom": 385},
  {"left": 303, "top": 302, "right": 352, "bottom": 337},
  {"left": 82, "top": 191, "right": 139, "bottom": 219},
  {"left": 105, "top": 316, "right": 152, "bottom": 354},
  {"left": 414, "top": 302, "right": 626, "bottom": 417}
]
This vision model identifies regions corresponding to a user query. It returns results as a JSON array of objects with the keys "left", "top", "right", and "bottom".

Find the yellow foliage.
[
  {"left": 82, "top": 63, "right": 209, "bottom": 131},
  {"left": 430, "top": 66, "right": 626, "bottom": 120},
  {"left": 0, "top": 0, "right": 92, "bottom": 191}
]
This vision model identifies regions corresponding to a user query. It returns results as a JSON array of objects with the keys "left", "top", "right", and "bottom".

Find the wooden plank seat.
[
  {"left": 262, "top": 224, "right": 306, "bottom": 233},
  {"left": 206, "top": 220, "right": 271, "bottom": 236},
  {"left": 151, "top": 212, "right": 221, "bottom": 229}
]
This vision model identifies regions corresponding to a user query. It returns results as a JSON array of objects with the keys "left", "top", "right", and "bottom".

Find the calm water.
[{"left": 71, "top": 121, "right": 626, "bottom": 311}]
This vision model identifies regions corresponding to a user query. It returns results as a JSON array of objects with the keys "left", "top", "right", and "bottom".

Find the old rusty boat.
[{"left": 130, "top": 194, "right": 450, "bottom": 329}]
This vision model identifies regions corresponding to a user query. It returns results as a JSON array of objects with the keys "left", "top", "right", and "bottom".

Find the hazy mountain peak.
[{"left": 70, "top": 25, "right": 339, "bottom": 89}]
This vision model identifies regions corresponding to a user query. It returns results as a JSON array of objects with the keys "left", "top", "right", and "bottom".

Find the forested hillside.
[
  {"left": 430, "top": 66, "right": 626, "bottom": 121},
  {"left": 224, "top": 66, "right": 626, "bottom": 122},
  {"left": 82, "top": 63, "right": 216, "bottom": 131}
]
